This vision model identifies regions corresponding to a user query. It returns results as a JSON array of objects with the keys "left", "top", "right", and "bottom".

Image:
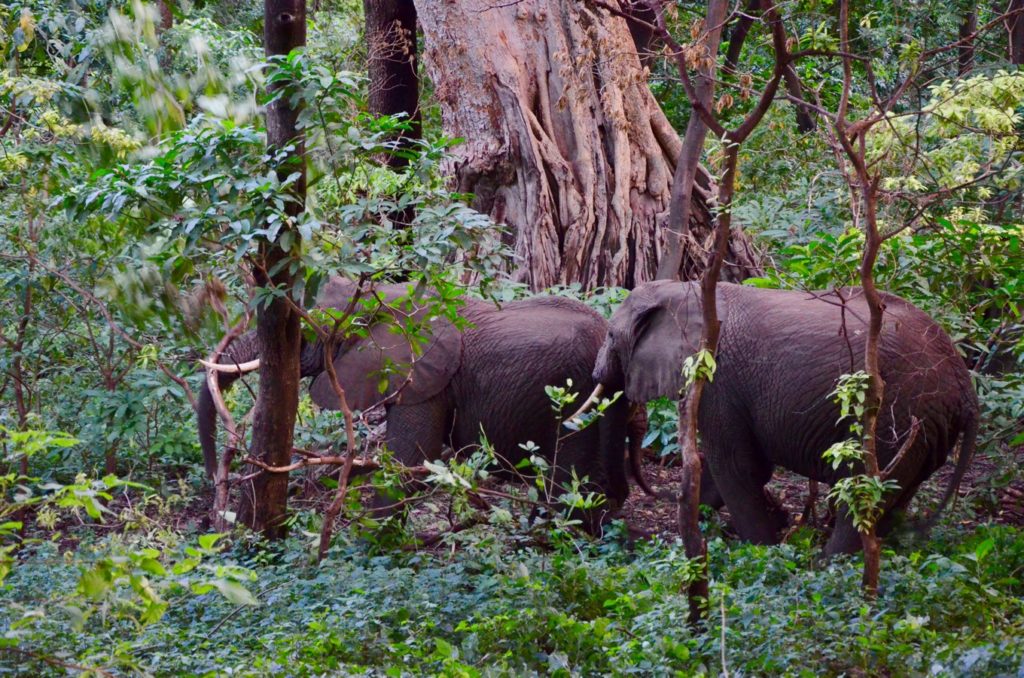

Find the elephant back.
[
  {"left": 449, "top": 295, "right": 612, "bottom": 479},
  {"left": 309, "top": 279, "right": 465, "bottom": 411}
]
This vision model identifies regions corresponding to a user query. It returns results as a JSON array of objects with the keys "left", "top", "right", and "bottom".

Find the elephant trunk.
[
  {"left": 196, "top": 332, "right": 328, "bottom": 480},
  {"left": 599, "top": 396, "right": 630, "bottom": 509},
  {"left": 626, "top": 405, "right": 660, "bottom": 498},
  {"left": 196, "top": 331, "right": 260, "bottom": 480}
]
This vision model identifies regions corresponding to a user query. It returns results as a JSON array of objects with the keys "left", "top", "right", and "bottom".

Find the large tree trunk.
[
  {"left": 236, "top": 0, "right": 306, "bottom": 539},
  {"left": 415, "top": 0, "right": 759, "bottom": 290}
]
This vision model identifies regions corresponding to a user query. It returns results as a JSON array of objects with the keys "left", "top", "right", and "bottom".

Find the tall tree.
[
  {"left": 1010, "top": 0, "right": 1024, "bottom": 63},
  {"left": 363, "top": 0, "right": 420, "bottom": 167},
  {"left": 959, "top": 7, "right": 977, "bottom": 74},
  {"left": 236, "top": 0, "right": 307, "bottom": 538},
  {"left": 414, "top": 0, "right": 759, "bottom": 290}
]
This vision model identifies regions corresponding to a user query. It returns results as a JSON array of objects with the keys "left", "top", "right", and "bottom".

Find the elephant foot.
[{"left": 823, "top": 517, "right": 862, "bottom": 556}]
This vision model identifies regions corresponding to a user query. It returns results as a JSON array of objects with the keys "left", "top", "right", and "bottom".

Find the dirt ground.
[
  {"left": 68, "top": 438, "right": 1020, "bottom": 551},
  {"left": 621, "top": 443, "right": 1024, "bottom": 540}
]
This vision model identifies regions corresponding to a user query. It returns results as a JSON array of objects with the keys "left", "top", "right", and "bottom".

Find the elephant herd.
[{"left": 197, "top": 278, "right": 978, "bottom": 554}]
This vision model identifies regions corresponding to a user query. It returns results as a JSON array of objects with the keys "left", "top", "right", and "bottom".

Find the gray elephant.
[
  {"left": 197, "top": 279, "right": 647, "bottom": 532},
  {"left": 584, "top": 280, "right": 978, "bottom": 554}
]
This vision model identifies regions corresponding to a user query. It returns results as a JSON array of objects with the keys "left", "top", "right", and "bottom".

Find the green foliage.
[
  {"left": 3, "top": 525, "right": 1023, "bottom": 675},
  {"left": 681, "top": 348, "right": 717, "bottom": 388},
  {"left": 820, "top": 371, "right": 900, "bottom": 534},
  {"left": 642, "top": 397, "right": 680, "bottom": 459},
  {"left": 828, "top": 475, "right": 901, "bottom": 533},
  {"left": 830, "top": 371, "right": 871, "bottom": 435}
]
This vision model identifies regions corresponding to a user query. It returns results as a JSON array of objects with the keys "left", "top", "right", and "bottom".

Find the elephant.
[
  {"left": 584, "top": 280, "right": 979, "bottom": 554},
  {"left": 197, "top": 279, "right": 650, "bottom": 532}
]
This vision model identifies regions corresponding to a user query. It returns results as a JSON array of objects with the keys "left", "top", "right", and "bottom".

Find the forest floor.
[
  {"left": 82, "top": 439, "right": 1022, "bottom": 549},
  {"left": 621, "top": 443, "right": 1024, "bottom": 541}
]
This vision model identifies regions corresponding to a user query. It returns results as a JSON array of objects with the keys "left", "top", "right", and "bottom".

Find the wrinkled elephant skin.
[{"left": 592, "top": 281, "right": 979, "bottom": 555}]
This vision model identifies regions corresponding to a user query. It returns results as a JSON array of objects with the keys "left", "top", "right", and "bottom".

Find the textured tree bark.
[
  {"left": 415, "top": 0, "right": 758, "bottom": 290},
  {"left": 236, "top": 0, "right": 306, "bottom": 540},
  {"left": 364, "top": 0, "right": 420, "bottom": 167}
]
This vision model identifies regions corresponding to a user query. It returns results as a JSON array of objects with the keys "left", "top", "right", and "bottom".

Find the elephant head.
[
  {"left": 195, "top": 280, "right": 462, "bottom": 480},
  {"left": 592, "top": 280, "right": 709, "bottom": 403}
]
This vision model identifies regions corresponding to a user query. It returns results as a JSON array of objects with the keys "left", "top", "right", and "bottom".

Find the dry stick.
[
  {"left": 243, "top": 453, "right": 397, "bottom": 475},
  {"left": 0, "top": 648, "right": 114, "bottom": 677},
  {"left": 882, "top": 417, "right": 921, "bottom": 482}
]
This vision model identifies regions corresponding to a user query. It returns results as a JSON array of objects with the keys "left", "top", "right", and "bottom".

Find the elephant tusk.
[
  {"left": 565, "top": 383, "right": 604, "bottom": 425},
  {"left": 199, "top": 358, "right": 261, "bottom": 373}
]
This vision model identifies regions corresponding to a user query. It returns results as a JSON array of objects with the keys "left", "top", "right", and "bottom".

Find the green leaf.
[
  {"left": 974, "top": 538, "right": 995, "bottom": 561},
  {"left": 139, "top": 558, "right": 167, "bottom": 576},
  {"left": 209, "top": 579, "right": 259, "bottom": 606},
  {"left": 197, "top": 533, "right": 225, "bottom": 552},
  {"left": 78, "top": 569, "right": 109, "bottom": 599}
]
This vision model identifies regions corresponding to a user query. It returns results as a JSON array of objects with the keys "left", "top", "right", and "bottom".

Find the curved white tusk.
[
  {"left": 565, "top": 383, "right": 604, "bottom": 424},
  {"left": 199, "top": 358, "right": 261, "bottom": 373}
]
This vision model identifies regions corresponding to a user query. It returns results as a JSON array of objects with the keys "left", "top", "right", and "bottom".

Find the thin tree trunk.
[
  {"left": 646, "top": 0, "right": 791, "bottom": 621},
  {"left": 724, "top": 0, "right": 758, "bottom": 71},
  {"left": 725, "top": 0, "right": 812, "bottom": 132},
  {"left": 1009, "top": 0, "right": 1024, "bottom": 64},
  {"left": 959, "top": 9, "right": 977, "bottom": 74},
  {"left": 656, "top": 0, "right": 726, "bottom": 281},
  {"left": 783, "top": 65, "right": 815, "bottom": 132},
  {"left": 415, "top": 0, "right": 737, "bottom": 290},
  {"left": 364, "top": 0, "right": 420, "bottom": 166},
  {"left": 237, "top": 0, "right": 306, "bottom": 539},
  {"left": 836, "top": 0, "right": 884, "bottom": 596},
  {"left": 157, "top": 1, "right": 173, "bottom": 31}
]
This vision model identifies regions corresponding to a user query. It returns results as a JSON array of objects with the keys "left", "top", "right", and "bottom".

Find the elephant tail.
[{"left": 924, "top": 407, "right": 979, "bottom": 531}]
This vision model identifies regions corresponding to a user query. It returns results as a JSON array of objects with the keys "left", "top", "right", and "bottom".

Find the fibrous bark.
[{"left": 415, "top": 0, "right": 758, "bottom": 290}]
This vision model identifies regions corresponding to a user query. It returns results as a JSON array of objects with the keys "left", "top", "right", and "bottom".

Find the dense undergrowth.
[{"left": 3, "top": 516, "right": 1023, "bottom": 676}]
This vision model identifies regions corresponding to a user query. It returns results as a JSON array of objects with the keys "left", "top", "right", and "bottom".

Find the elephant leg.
[
  {"left": 698, "top": 452, "right": 725, "bottom": 509},
  {"left": 825, "top": 451, "right": 930, "bottom": 555},
  {"left": 706, "top": 434, "right": 787, "bottom": 545},
  {"left": 370, "top": 394, "right": 449, "bottom": 516}
]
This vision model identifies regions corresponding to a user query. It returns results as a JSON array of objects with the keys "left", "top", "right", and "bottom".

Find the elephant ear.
[
  {"left": 624, "top": 283, "right": 710, "bottom": 402},
  {"left": 309, "top": 317, "right": 461, "bottom": 411}
]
